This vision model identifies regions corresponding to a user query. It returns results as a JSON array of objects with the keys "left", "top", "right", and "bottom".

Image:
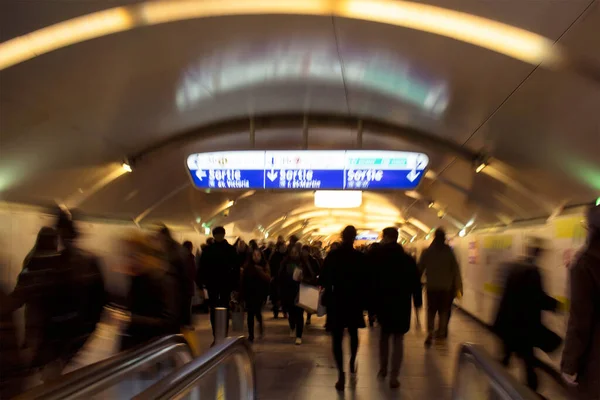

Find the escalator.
[{"left": 16, "top": 337, "right": 537, "bottom": 400}]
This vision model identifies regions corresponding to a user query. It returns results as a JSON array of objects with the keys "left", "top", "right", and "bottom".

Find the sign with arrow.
[{"left": 186, "top": 150, "right": 429, "bottom": 190}]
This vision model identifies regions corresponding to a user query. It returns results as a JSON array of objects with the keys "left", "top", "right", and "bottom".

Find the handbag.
[
  {"left": 317, "top": 289, "right": 327, "bottom": 317},
  {"left": 297, "top": 284, "right": 320, "bottom": 313}
]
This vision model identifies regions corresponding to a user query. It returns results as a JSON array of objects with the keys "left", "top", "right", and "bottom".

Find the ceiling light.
[
  {"left": 265, "top": 232, "right": 269, "bottom": 239},
  {"left": 428, "top": 201, "right": 435, "bottom": 208},
  {"left": 226, "top": 200, "right": 235, "bottom": 208},
  {"left": 122, "top": 162, "right": 132, "bottom": 173},
  {"left": 596, "top": 197, "right": 600, "bottom": 206},
  {"left": 475, "top": 162, "right": 487, "bottom": 173},
  {"left": 459, "top": 228, "right": 467, "bottom": 237},
  {"left": 314, "top": 191, "right": 362, "bottom": 208},
  {"left": 196, "top": 217, "right": 201, "bottom": 223},
  {"left": 0, "top": 1, "right": 563, "bottom": 72},
  {"left": 204, "top": 227, "right": 210, "bottom": 235},
  {"left": 425, "top": 234, "right": 431, "bottom": 240},
  {"left": 465, "top": 218, "right": 475, "bottom": 228}
]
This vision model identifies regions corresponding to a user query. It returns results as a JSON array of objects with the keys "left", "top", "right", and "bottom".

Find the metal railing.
[
  {"left": 134, "top": 336, "right": 256, "bottom": 400},
  {"left": 452, "top": 343, "right": 539, "bottom": 400},
  {"left": 16, "top": 334, "right": 193, "bottom": 400}
]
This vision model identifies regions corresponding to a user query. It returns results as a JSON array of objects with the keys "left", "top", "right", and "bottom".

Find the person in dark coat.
[
  {"left": 118, "top": 231, "right": 180, "bottom": 350},
  {"left": 0, "top": 285, "right": 26, "bottom": 398},
  {"left": 182, "top": 241, "right": 197, "bottom": 328},
  {"left": 302, "top": 245, "right": 320, "bottom": 326},
  {"left": 241, "top": 249, "right": 271, "bottom": 342},
  {"left": 561, "top": 205, "right": 600, "bottom": 400},
  {"left": 371, "top": 228, "right": 423, "bottom": 389},
  {"left": 319, "top": 226, "right": 367, "bottom": 391},
  {"left": 196, "top": 227, "right": 239, "bottom": 341},
  {"left": 268, "top": 242, "right": 287, "bottom": 319},
  {"left": 279, "top": 245, "right": 315, "bottom": 345},
  {"left": 493, "top": 237, "right": 559, "bottom": 394},
  {"left": 418, "top": 228, "right": 462, "bottom": 347},
  {"left": 157, "top": 226, "right": 188, "bottom": 328},
  {"left": 9, "top": 211, "right": 106, "bottom": 381}
]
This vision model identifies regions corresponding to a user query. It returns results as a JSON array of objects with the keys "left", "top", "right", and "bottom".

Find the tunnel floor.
[{"left": 68, "top": 308, "right": 567, "bottom": 399}]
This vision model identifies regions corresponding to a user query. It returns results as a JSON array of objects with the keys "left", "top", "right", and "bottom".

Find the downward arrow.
[
  {"left": 406, "top": 170, "right": 420, "bottom": 182},
  {"left": 267, "top": 170, "right": 278, "bottom": 182}
]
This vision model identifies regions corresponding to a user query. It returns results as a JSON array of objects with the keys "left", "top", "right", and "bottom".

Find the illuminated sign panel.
[{"left": 186, "top": 150, "right": 428, "bottom": 190}]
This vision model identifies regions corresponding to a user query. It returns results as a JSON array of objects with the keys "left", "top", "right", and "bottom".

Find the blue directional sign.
[{"left": 186, "top": 150, "right": 429, "bottom": 190}]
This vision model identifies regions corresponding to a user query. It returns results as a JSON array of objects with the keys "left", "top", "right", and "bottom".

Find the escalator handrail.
[
  {"left": 453, "top": 343, "right": 539, "bottom": 400},
  {"left": 134, "top": 336, "right": 256, "bottom": 400},
  {"left": 16, "top": 334, "right": 193, "bottom": 400}
]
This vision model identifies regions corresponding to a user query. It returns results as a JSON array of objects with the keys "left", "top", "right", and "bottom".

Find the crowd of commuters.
[{"left": 1, "top": 204, "right": 598, "bottom": 399}]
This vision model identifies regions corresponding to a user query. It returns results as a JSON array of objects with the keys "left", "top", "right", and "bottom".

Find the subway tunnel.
[{"left": 0, "top": 1, "right": 599, "bottom": 399}]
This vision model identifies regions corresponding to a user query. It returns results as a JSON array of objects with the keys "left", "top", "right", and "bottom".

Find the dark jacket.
[
  {"left": 278, "top": 257, "right": 315, "bottom": 308},
  {"left": 561, "top": 241, "right": 600, "bottom": 399},
  {"left": 242, "top": 261, "right": 271, "bottom": 305},
  {"left": 197, "top": 240, "right": 239, "bottom": 294},
  {"left": 269, "top": 251, "right": 286, "bottom": 280},
  {"left": 371, "top": 242, "right": 423, "bottom": 334},
  {"left": 419, "top": 241, "right": 462, "bottom": 293},
  {"left": 493, "top": 259, "right": 558, "bottom": 346},
  {"left": 11, "top": 248, "right": 106, "bottom": 367},
  {"left": 319, "top": 244, "right": 367, "bottom": 330},
  {"left": 122, "top": 267, "right": 180, "bottom": 350},
  {"left": 183, "top": 250, "right": 196, "bottom": 296},
  {"left": 0, "top": 286, "right": 25, "bottom": 399}
]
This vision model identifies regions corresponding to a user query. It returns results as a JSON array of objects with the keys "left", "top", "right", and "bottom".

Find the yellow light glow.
[
  {"left": 407, "top": 217, "right": 430, "bottom": 233},
  {"left": 475, "top": 163, "right": 487, "bottom": 173},
  {"left": 314, "top": 191, "right": 363, "bottom": 209},
  {"left": 122, "top": 162, "right": 132, "bottom": 172},
  {"left": 0, "top": 0, "right": 564, "bottom": 72}
]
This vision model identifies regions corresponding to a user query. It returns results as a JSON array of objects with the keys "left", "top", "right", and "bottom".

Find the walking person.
[
  {"left": 269, "top": 242, "right": 287, "bottom": 319},
  {"left": 182, "top": 241, "right": 197, "bottom": 329},
  {"left": 301, "top": 245, "right": 320, "bottom": 326},
  {"left": 117, "top": 231, "right": 180, "bottom": 351},
  {"left": 196, "top": 227, "right": 239, "bottom": 343},
  {"left": 561, "top": 205, "right": 600, "bottom": 400},
  {"left": 418, "top": 228, "right": 462, "bottom": 347},
  {"left": 371, "top": 228, "right": 423, "bottom": 389},
  {"left": 279, "top": 245, "right": 314, "bottom": 345},
  {"left": 241, "top": 249, "right": 271, "bottom": 342},
  {"left": 493, "top": 237, "right": 560, "bottom": 395},
  {"left": 319, "top": 226, "right": 367, "bottom": 391}
]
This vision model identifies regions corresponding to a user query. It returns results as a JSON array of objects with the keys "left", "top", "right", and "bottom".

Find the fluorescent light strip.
[{"left": 0, "top": 0, "right": 563, "bottom": 71}]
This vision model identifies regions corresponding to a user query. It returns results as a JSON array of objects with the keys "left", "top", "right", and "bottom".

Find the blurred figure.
[
  {"left": 1, "top": 284, "right": 26, "bottom": 398},
  {"left": 371, "top": 228, "right": 422, "bottom": 389},
  {"left": 235, "top": 239, "right": 249, "bottom": 269},
  {"left": 118, "top": 231, "right": 180, "bottom": 350},
  {"left": 493, "top": 237, "right": 559, "bottom": 394},
  {"left": 418, "top": 228, "right": 462, "bottom": 347},
  {"left": 20, "top": 227, "right": 58, "bottom": 350},
  {"left": 366, "top": 242, "right": 381, "bottom": 328},
  {"left": 182, "top": 241, "right": 197, "bottom": 329},
  {"left": 241, "top": 249, "right": 271, "bottom": 342},
  {"left": 197, "top": 227, "right": 239, "bottom": 342},
  {"left": 329, "top": 242, "right": 342, "bottom": 253},
  {"left": 157, "top": 226, "right": 187, "bottom": 328},
  {"left": 10, "top": 210, "right": 106, "bottom": 381},
  {"left": 248, "top": 239, "right": 259, "bottom": 252},
  {"left": 288, "top": 235, "right": 299, "bottom": 250},
  {"left": 279, "top": 245, "right": 315, "bottom": 345},
  {"left": 263, "top": 241, "right": 275, "bottom": 262},
  {"left": 301, "top": 245, "right": 320, "bottom": 326},
  {"left": 269, "top": 242, "right": 287, "bottom": 319},
  {"left": 561, "top": 205, "right": 600, "bottom": 400},
  {"left": 319, "top": 226, "right": 366, "bottom": 391}
]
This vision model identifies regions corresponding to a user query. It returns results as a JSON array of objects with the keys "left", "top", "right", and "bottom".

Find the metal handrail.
[
  {"left": 16, "top": 334, "right": 193, "bottom": 400},
  {"left": 452, "top": 343, "right": 539, "bottom": 400},
  {"left": 134, "top": 336, "right": 256, "bottom": 400}
]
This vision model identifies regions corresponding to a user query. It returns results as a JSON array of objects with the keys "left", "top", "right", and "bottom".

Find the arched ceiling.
[{"left": 0, "top": 0, "right": 599, "bottom": 240}]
